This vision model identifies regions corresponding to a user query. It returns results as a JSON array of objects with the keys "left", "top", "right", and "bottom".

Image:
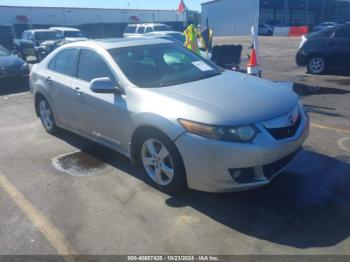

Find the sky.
[{"left": 0, "top": 0, "right": 204, "bottom": 11}]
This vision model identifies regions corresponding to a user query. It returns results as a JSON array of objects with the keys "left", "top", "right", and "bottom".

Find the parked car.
[
  {"left": 123, "top": 23, "right": 172, "bottom": 38},
  {"left": 296, "top": 23, "right": 350, "bottom": 74},
  {"left": 258, "top": 24, "right": 274, "bottom": 36},
  {"left": 14, "top": 29, "right": 63, "bottom": 62},
  {"left": 30, "top": 38, "right": 309, "bottom": 193},
  {"left": 50, "top": 27, "right": 87, "bottom": 42},
  {"left": 0, "top": 44, "right": 29, "bottom": 80},
  {"left": 313, "top": 22, "right": 339, "bottom": 32},
  {"left": 145, "top": 31, "right": 186, "bottom": 45}
]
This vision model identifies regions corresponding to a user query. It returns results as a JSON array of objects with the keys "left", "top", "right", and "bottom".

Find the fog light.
[{"left": 229, "top": 168, "right": 256, "bottom": 183}]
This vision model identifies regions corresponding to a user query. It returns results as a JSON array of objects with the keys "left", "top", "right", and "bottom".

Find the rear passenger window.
[
  {"left": 124, "top": 26, "right": 136, "bottom": 33},
  {"left": 52, "top": 49, "right": 78, "bottom": 77},
  {"left": 137, "top": 26, "right": 145, "bottom": 34},
  {"left": 77, "top": 49, "right": 116, "bottom": 83},
  {"left": 335, "top": 26, "right": 350, "bottom": 38},
  {"left": 145, "top": 27, "right": 153, "bottom": 33}
]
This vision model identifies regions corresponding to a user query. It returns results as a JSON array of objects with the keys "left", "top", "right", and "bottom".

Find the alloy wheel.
[
  {"left": 309, "top": 57, "right": 325, "bottom": 74},
  {"left": 141, "top": 139, "right": 175, "bottom": 186},
  {"left": 39, "top": 100, "right": 54, "bottom": 131}
]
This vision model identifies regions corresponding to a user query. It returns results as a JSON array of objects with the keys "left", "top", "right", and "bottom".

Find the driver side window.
[{"left": 77, "top": 49, "right": 116, "bottom": 84}]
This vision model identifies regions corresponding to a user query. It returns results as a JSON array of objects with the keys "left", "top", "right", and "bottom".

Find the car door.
[
  {"left": 70, "top": 49, "right": 130, "bottom": 153},
  {"left": 45, "top": 48, "right": 79, "bottom": 129},
  {"left": 330, "top": 25, "right": 350, "bottom": 68}
]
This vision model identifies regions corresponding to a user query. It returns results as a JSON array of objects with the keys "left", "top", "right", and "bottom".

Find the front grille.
[
  {"left": 263, "top": 149, "right": 301, "bottom": 179},
  {"left": 266, "top": 115, "right": 301, "bottom": 140}
]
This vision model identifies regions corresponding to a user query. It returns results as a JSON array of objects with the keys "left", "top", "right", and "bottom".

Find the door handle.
[
  {"left": 75, "top": 87, "right": 82, "bottom": 96},
  {"left": 46, "top": 76, "right": 53, "bottom": 83}
]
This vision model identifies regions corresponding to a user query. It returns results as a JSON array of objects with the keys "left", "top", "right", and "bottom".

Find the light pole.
[{"left": 284, "top": 0, "right": 289, "bottom": 26}]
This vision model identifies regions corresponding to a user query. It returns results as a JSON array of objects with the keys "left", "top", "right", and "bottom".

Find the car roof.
[
  {"left": 62, "top": 37, "right": 173, "bottom": 50},
  {"left": 50, "top": 27, "right": 81, "bottom": 32},
  {"left": 127, "top": 23, "right": 168, "bottom": 27},
  {"left": 26, "top": 29, "right": 56, "bottom": 33},
  {"left": 147, "top": 31, "right": 183, "bottom": 35}
]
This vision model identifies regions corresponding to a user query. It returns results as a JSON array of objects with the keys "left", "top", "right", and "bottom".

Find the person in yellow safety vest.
[{"left": 184, "top": 24, "right": 200, "bottom": 55}]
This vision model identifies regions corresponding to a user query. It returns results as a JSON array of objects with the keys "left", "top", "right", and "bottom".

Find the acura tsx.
[{"left": 30, "top": 38, "right": 309, "bottom": 193}]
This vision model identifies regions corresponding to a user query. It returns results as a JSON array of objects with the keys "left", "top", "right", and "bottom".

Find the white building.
[
  {"left": 0, "top": 5, "right": 186, "bottom": 26},
  {"left": 201, "top": 0, "right": 260, "bottom": 36}
]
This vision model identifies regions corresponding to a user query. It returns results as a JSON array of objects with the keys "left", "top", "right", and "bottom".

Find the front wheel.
[
  {"left": 38, "top": 98, "right": 59, "bottom": 134},
  {"left": 137, "top": 130, "right": 186, "bottom": 193},
  {"left": 307, "top": 55, "right": 327, "bottom": 74}
]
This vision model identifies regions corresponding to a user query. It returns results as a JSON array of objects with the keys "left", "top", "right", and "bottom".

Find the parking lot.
[{"left": 0, "top": 36, "right": 350, "bottom": 257}]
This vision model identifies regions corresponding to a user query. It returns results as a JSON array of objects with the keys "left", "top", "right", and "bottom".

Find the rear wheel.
[
  {"left": 38, "top": 98, "right": 59, "bottom": 134},
  {"left": 307, "top": 55, "right": 327, "bottom": 74},
  {"left": 136, "top": 130, "right": 186, "bottom": 193}
]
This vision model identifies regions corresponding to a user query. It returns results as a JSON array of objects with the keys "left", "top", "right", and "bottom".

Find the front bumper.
[
  {"left": 296, "top": 51, "right": 308, "bottom": 66},
  {"left": 175, "top": 111, "right": 310, "bottom": 193}
]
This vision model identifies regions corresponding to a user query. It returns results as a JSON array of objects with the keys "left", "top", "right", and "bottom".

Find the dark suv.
[{"left": 296, "top": 23, "right": 350, "bottom": 74}]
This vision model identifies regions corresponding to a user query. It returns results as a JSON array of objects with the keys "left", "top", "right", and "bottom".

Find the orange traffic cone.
[{"left": 247, "top": 48, "right": 261, "bottom": 77}]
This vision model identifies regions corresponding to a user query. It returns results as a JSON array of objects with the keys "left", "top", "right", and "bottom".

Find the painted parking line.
[
  {"left": 0, "top": 171, "right": 79, "bottom": 261},
  {"left": 311, "top": 123, "right": 350, "bottom": 134}
]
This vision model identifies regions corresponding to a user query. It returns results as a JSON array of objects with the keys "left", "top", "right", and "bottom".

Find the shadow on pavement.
[
  {"left": 54, "top": 131, "right": 350, "bottom": 249},
  {"left": 0, "top": 78, "right": 29, "bottom": 96}
]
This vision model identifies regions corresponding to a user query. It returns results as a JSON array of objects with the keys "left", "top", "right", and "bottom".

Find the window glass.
[
  {"left": 52, "top": 49, "right": 78, "bottom": 77},
  {"left": 137, "top": 26, "right": 145, "bottom": 34},
  {"left": 124, "top": 26, "right": 136, "bottom": 33},
  {"left": 145, "top": 27, "right": 153, "bottom": 33},
  {"left": 48, "top": 58, "right": 56, "bottom": 70},
  {"left": 335, "top": 26, "right": 350, "bottom": 38},
  {"left": 77, "top": 49, "right": 115, "bottom": 83},
  {"left": 109, "top": 43, "right": 221, "bottom": 88}
]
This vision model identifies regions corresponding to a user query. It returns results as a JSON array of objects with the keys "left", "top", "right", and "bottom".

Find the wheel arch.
[{"left": 34, "top": 92, "right": 47, "bottom": 117}]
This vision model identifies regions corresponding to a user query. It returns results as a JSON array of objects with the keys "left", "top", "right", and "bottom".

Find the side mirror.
[{"left": 90, "top": 77, "right": 122, "bottom": 94}]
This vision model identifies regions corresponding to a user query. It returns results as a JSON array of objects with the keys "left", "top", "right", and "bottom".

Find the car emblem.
[{"left": 289, "top": 113, "right": 298, "bottom": 125}]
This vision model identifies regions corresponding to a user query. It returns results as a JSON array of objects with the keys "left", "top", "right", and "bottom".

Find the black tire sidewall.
[{"left": 136, "top": 130, "right": 186, "bottom": 193}]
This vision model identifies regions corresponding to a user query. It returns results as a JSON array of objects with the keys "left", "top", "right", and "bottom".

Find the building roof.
[{"left": 201, "top": 0, "right": 222, "bottom": 6}]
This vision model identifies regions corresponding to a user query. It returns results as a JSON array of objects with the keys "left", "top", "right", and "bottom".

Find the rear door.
[
  {"left": 45, "top": 48, "right": 79, "bottom": 129},
  {"left": 330, "top": 25, "right": 350, "bottom": 68}
]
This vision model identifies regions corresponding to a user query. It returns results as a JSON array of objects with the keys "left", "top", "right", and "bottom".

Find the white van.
[{"left": 123, "top": 23, "right": 171, "bottom": 38}]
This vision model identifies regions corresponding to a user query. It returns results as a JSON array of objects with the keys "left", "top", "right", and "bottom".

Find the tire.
[
  {"left": 37, "top": 97, "right": 59, "bottom": 134},
  {"left": 136, "top": 130, "right": 186, "bottom": 193},
  {"left": 307, "top": 55, "right": 328, "bottom": 75}
]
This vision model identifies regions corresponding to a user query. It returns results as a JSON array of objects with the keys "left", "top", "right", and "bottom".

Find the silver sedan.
[{"left": 30, "top": 38, "right": 309, "bottom": 193}]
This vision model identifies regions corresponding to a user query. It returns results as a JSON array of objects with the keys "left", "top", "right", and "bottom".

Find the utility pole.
[
  {"left": 321, "top": 0, "right": 327, "bottom": 23},
  {"left": 304, "top": 0, "right": 309, "bottom": 25},
  {"left": 284, "top": 0, "right": 288, "bottom": 26}
]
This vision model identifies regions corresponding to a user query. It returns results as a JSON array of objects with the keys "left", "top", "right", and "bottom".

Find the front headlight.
[
  {"left": 298, "top": 100, "right": 309, "bottom": 120},
  {"left": 178, "top": 119, "right": 258, "bottom": 142},
  {"left": 20, "top": 62, "right": 29, "bottom": 71}
]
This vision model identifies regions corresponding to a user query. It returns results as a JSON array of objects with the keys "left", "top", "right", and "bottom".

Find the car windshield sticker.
[{"left": 192, "top": 61, "right": 213, "bottom": 71}]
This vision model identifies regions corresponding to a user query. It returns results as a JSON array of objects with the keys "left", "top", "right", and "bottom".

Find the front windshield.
[
  {"left": 109, "top": 43, "right": 222, "bottom": 88},
  {"left": 34, "top": 31, "right": 62, "bottom": 41},
  {"left": 168, "top": 33, "right": 186, "bottom": 44},
  {"left": 0, "top": 45, "right": 11, "bottom": 56},
  {"left": 64, "top": 31, "right": 84, "bottom": 38}
]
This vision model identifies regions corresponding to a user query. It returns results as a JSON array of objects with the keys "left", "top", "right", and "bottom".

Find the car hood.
[
  {"left": 0, "top": 55, "right": 24, "bottom": 68},
  {"left": 147, "top": 71, "right": 298, "bottom": 126}
]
